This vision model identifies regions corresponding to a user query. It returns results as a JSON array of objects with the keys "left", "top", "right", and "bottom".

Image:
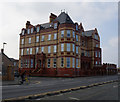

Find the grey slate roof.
[
  {"left": 85, "top": 30, "right": 94, "bottom": 36},
  {"left": 40, "top": 12, "right": 74, "bottom": 29},
  {"left": 53, "top": 12, "right": 74, "bottom": 24}
]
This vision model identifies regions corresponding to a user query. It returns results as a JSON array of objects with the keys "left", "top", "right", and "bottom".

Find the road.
[
  {"left": 2, "top": 75, "right": 119, "bottom": 100},
  {"left": 38, "top": 82, "right": 119, "bottom": 100}
]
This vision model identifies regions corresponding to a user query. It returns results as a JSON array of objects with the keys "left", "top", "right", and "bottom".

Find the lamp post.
[{"left": 3, "top": 42, "right": 7, "bottom": 52}]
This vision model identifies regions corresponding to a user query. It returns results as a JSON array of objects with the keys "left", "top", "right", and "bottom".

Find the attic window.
[
  {"left": 67, "top": 17, "right": 69, "bottom": 21},
  {"left": 31, "top": 28, "right": 33, "bottom": 33},
  {"left": 54, "top": 23, "right": 57, "bottom": 29},
  {"left": 37, "top": 27, "right": 39, "bottom": 32},
  {"left": 22, "top": 30, "right": 24, "bottom": 35},
  {"left": 94, "top": 34, "right": 98, "bottom": 40},
  {"left": 76, "top": 25, "right": 78, "bottom": 30}
]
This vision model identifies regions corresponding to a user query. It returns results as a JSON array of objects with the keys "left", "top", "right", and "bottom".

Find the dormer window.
[
  {"left": 76, "top": 25, "right": 78, "bottom": 30},
  {"left": 54, "top": 23, "right": 57, "bottom": 29},
  {"left": 31, "top": 28, "right": 33, "bottom": 33},
  {"left": 27, "top": 29, "right": 30, "bottom": 34},
  {"left": 82, "top": 32, "right": 84, "bottom": 36},
  {"left": 94, "top": 34, "right": 98, "bottom": 40},
  {"left": 22, "top": 30, "right": 25, "bottom": 35},
  {"left": 37, "top": 27, "right": 39, "bottom": 32}
]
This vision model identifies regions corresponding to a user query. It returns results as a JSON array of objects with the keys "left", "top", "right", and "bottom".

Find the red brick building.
[{"left": 19, "top": 12, "right": 117, "bottom": 77}]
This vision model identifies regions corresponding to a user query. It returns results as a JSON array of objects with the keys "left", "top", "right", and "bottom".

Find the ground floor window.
[
  {"left": 72, "top": 58, "right": 75, "bottom": 68},
  {"left": 48, "top": 59, "right": 50, "bottom": 68},
  {"left": 53, "top": 58, "right": 56, "bottom": 68},
  {"left": 31, "top": 59, "right": 33, "bottom": 68},
  {"left": 76, "top": 59, "right": 79, "bottom": 68},
  {"left": 67, "top": 57, "right": 70, "bottom": 68}
]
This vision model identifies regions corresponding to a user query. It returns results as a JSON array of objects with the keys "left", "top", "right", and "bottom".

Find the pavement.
[{"left": 2, "top": 75, "right": 119, "bottom": 101}]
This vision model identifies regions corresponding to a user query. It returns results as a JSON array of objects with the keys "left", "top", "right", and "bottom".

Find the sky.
[{"left": 0, "top": 1, "right": 119, "bottom": 67}]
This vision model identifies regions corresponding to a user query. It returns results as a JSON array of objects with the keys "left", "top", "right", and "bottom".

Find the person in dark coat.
[{"left": 20, "top": 71, "right": 26, "bottom": 84}]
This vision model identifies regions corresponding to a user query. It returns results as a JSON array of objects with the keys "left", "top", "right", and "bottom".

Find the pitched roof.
[
  {"left": 85, "top": 30, "right": 94, "bottom": 36},
  {"left": 53, "top": 12, "right": 74, "bottom": 24}
]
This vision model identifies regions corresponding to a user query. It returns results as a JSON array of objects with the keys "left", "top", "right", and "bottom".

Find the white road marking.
[{"left": 69, "top": 97, "right": 79, "bottom": 100}]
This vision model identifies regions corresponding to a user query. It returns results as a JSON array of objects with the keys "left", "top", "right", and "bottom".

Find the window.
[
  {"left": 99, "top": 52, "right": 101, "bottom": 58},
  {"left": 37, "top": 27, "right": 39, "bottom": 32},
  {"left": 41, "top": 47, "right": 44, "bottom": 52},
  {"left": 76, "top": 35, "right": 78, "bottom": 41},
  {"left": 27, "top": 29, "right": 30, "bottom": 34},
  {"left": 67, "top": 30, "right": 71, "bottom": 37},
  {"left": 36, "top": 47, "right": 39, "bottom": 54},
  {"left": 47, "top": 59, "right": 50, "bottom": 68},
  {"left": 81, "top": 50, "right": 84, "bottom": 56},
  {"left": 31, "top": 59, "right": 33, "bottom": 68},
  {"left": 95, "top": 51, "right": 97, "bottom": 57},
  {"left": 27, "top": 59, "right": 29, "bottom": 68},
  {"left": 72, "top": 58, "right": 75, "bottom": 68},
  {"left": 61, "top": 44, "right": 64, "bottom": 51},
  {"left": 61, "top": 30, "right": 64, "bottom": 37},
  {"left": 76, "top": 59, "right": 79, "bottom": 68},
  {"left": 48, "top": 46, "right": 51, "bottom": 53},
  {"left": 53, "top": 58, "right": 56, "bottom": 68},
  {"left": 88, "top": 51, "right": 90, "bottom": 57},
  {"left": 67, "top": 57, "right": 70, "bottom": 68},
  {"left": 30, "top": 48, "right": 32, "bottom": 54},
  {"left": 48, "top": 34, "right": 51, "bottom": 40},
  {"left": 76, "top": 25, "right": 78, "bottom": 30},
  {"left": 82, "top": 32, "right": 84, "bottom": 36},
  {"left": 54, "top": 33, "right": 57, "bottom": 40},
  {"left": 29, "top": 38, "right": 31, "bottom": 43},
  {"left": 76, "top": 46, "right": 78, "bottom": 54},
  {"left": 27, "top": 48, "right": 29, "bottom": 55},
  {"left": 73, "top": 31, "right": 75, "bottom": 38},
  {"left": 21, "top": 49, "right": 23, "bottom": 55},
  {"left": 67, "top": 43, "right": 70, "bottom": 51},
  {"left": 99, "top": 61, "right": 101, "bottom": 65},
  {"left": 31, "top": 28, "right": 33, "bottom": 33},
  {"left": 54, "top": 23, "right": 57, "bottom": 29},
  {"left": 54, "top": 45, "right": 57, "bottom": 53},
  {"left": 95, "top": 61, "right": 98, "bottom": 65},
  {"left": 21, "top": 39, "right": 24, "bottom": 44},
  {"left": 61, "top": 58, "right": 64, "bottom": 67},
  {"left": 85, "top": 51, "right": 87, "bottom": 56},
  {"left": 72, "top": 44, "right": 75, "bottom": 52},
  {"left": 94, "top": 34, "right": 98, "bottom": 40},
  {"left": 22, "top": 30, "right": 24, "bottom": 35},
  {"left": 36, "top": 36, "right": 39, "bottom": 42},
  {"left": 96, "top": 44, "right": 98, "bottom": 47},
  {"left": 41, "top": 36, "right": 44, "bottom": 41}
]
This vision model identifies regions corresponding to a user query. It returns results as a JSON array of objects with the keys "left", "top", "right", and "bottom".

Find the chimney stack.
[
  {"left": 49, "top": 13, "right": 57, "bottom": 23},
  {"left": 1, "top": 49, "right": 4, "bottom": 53},
  {"left": 26, "top": 21, "right": 31, "bottom": 28}
]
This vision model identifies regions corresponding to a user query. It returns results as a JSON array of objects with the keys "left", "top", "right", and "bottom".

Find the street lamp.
[{"left": 3, "top": 42, "right": 7, "bottom": 52}]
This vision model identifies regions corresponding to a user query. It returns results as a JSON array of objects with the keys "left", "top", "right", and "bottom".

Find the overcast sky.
[{"left": 0, "top": 1, "right": 119, "bottom": 67}]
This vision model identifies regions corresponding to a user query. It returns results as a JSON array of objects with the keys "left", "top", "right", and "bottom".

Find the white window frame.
[
  {"left": 27, "top": 29, "right": 30, "bottom": 34},
  {"left": 76, "top": 46, "right": 78, "bottom": 54},
  {"left": 41, "top": 47, "right": 44, "bottom": 52},
  {"left": 72, "top": 44, "right": 75, "bottom": 52},
  {"left": 37, "top": 27, "right": 39, "bottom": 32},
  {"left": 73, "top": 31, "right": 75, "bottom": 38},
  {"left": 61, "top": 57, "right": 64, "bottom": 67},
  {"left": 67, "top": 57, "right": 70, "bottom": 68},
  {"left": 54, "top": 33, "right": 57, "bottom": 40},
  {"left": 48, "top": 34, "right": 51, "bottom": 40},
  {"left": 30, "top": 48, "right": 32, "bottom": 54},
  {"left": 29, "top": 38, "right": 31, "bottom": 44},
  {"left": 54, "top": 23, "right": 57, "bottom": 29},
  {"left": 72, "top": 58, "right": 75, "bottom": 68},
  {"left": 61, "top": 44, "right": 64, "bottom": 51},
  {"left": 31, "top": 28, "right": 33, "bottom": 33},
  {"left": 53, "top": 58, "right": 56, "bottom": 68},
  {"left": 48, "top": 46, "right": 51, "bottom": 53},
  {"left": 21, "top": 39, "right": 24, "bottom": 44},
  {"left": 67, "top": 30, "right": 71, "bottom": 37},
  {"left": 36, "top": 36, "right": 39, "bottom": 42},
  {"left": 41, "top": 36, "right": 44, "bottom": 41},
  {"left": 47, "top": 59, "right": 50, "bottom": 68},
  {"left": 27, "top": 48, "right": 29, "bottom": 55},
  {"left": 21, "top": 49, "right": 23, "bottom": 55},
  {"left": 61, "top": 30, "right": 64, "bottom": 37},
  {"left": 76, "top": 35, "right": 78, "bottom": 41},
  {"left": 36, "top": 47, "right": 39, "bottom": 54},
  {"left": 67, "top": 43, "right": 70, "bottom": 51},
  {"left": 54, "top": 45, "right": 57, "bottom": 53},
  {"left": 22, "top": 30, "right": 24, "bottom": 35}
]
